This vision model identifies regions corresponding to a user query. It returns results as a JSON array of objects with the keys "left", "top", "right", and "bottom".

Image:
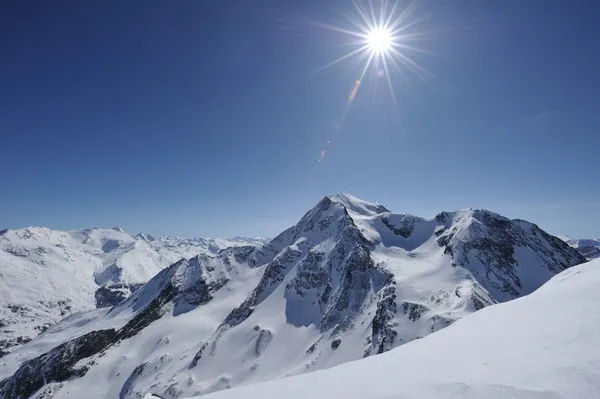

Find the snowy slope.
[
  {"left": 0, "top": 194, "right": 586, "bottom": 399},
  {"left": 559, "top": 235, "right": 600, "bottom": 260},
  {"left": 189, "top": 258, "right": 600, "bottom": 399},
  {"left": 0, "top": 227, "right": 266, "bottom": 356}
]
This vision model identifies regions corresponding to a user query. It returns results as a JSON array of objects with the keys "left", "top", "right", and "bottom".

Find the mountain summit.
[
  {"left": 0, "top": 194, "right": 586, "bottom": 399},
  {"left": 327, "top": 192, "right": 390, "bottom": 215}
]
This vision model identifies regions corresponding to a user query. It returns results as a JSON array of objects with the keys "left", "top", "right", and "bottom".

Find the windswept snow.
[{"left": 190, "top": 258, "right": 600, "bottom": 399}]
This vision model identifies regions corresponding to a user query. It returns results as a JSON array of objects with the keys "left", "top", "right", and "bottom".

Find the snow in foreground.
[{"left": 188, "top": 258, "right": 600, "bottom": 399}]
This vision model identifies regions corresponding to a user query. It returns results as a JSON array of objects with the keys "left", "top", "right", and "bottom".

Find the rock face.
[
  {"left": 434, "top": 210, "right": 587, "bottom": 301},
  {"left": 578, "top": 245, "right": 600, "bottom": 259},
  {"left": 95, "top": 282, "right": 145, "bottom": 308},
  {"left": 0, "top": 329, "right": 118, "bottom": 399},
  {"left": 0, "top": 194, "right": 586, "bottom": 399}
]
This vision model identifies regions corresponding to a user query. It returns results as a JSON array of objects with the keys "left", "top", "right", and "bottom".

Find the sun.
[
  {"left": 367, "top": 28, "right": 392, "bottom": 54},
  {"left": 308, "top": 1, "right": 434, "bottom": 171},
  {"left": 310, "top": 0, "right": 433, "bottom": 123}
]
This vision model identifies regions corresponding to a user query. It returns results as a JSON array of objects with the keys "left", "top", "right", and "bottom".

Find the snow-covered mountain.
[
  {"left": 0, "top": 227, "right": 267, "bottom": 357},
  {"left": 187, "top": 258, "right": 600, "bottom": 399},
  {"left": 559, "top": 235, "right": 600, "bottom": 260},
  {"left": 0, "top": 194, "right": 586, "bottom": 399}
]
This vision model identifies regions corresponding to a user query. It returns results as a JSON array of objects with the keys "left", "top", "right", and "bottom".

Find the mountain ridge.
[
  {"left": 0, "top": 228, "right": 267, "bottom": 357},
  {"left": 0, "top": 194, "right": 587, "bottom": 399},
  {"left": 559, "top": 236, "right": 600, "bottom": 260}
]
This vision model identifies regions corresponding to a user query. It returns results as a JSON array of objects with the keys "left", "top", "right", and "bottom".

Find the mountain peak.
[
  {"left": 0, "top": 197, "right": 588, "bottom": 399},
  {"left": 326, "top": 192, "right": 389, "bottom": 216},
  {"left": 135, "top": 232, "right": 156, "bottom": 242},
  {"left": 112, "top": 226, "right": 126, "bottom": 234}
]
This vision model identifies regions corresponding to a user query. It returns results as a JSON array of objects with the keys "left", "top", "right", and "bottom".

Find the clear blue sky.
[{"left": 1, "top": 0, "right": 599, "bottom": 238}]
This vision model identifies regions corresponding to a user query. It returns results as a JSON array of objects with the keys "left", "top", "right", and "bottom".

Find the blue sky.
[{"left": 1, "top": 0, "right": 599, "bottom": 238}]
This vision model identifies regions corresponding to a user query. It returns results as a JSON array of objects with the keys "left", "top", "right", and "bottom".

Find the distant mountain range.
[
  {"left": 558, "top": 235, "right": 600, "bottom": 260},
  {"left": 0, "top": 194, "right": 587, "bottom": 399},
  {"left": 0, "top": 227, "right": 266, "bottom": 356}
]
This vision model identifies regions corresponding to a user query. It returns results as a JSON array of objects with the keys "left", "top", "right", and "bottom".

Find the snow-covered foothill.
[{"left": 0, "top": 227, "right": 266, "bottom": 356}]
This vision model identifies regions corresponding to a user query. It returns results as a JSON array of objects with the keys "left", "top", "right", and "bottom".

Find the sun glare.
[
  {"left": 310, "top": 0, "right": 433, "bottom": 127},
  {"left": 367, "top": 28, "right": 392, "bottom": 54},
  {"left": 307, "top": 1, "right": 434, "bottom": 172}
]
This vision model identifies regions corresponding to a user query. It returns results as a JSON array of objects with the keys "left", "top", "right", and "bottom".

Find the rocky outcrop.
[
  {"left": 382, "top": 217, "right": 414, "bottom": 238},
  {"left": 370, "top": 280, "right": 398, "bottom": 355},
  {"left": 402, "top": 301, "right": 429, "bottom": 322},
  {"left": 189, "top": 343, "right": 208, "bottom": 369},
  {"left": 0, "top": 337, "right": 32, "bottom": 359},
  {"left": 95, "top": 283, "right": 144, "bottom": 308},
  {"left": 255, "top": 329, "right": 273, "bottom": 357},
  {"left": 577, "top": 245, "right": 600, "bottom": 260},
  {"left": 0, "top": 329, "right": 117, "bottom": 399}
]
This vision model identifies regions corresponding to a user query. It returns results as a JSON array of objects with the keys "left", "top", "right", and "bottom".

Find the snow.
[
  {"left": 559, "top": 236, "right": 600, "bottom": 248},
  {"left": 558, "top": 235, "right": 600, "bottom": 259},
  {"left": 0, "top": 194, "right": 586, "bottom": 399},
  {"left": 328, "top": 192, "right": 389, "bottom": 216},
  {"left": 189, "top": 259, "right": 600, "bottom": 399},
  {"left": 0, "top": 227, "right": 266, "bottom": 355}
]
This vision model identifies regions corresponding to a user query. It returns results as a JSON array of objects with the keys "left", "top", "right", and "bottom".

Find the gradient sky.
[{"left": 1, "top": 0, "right": 599, "bottom": 238}]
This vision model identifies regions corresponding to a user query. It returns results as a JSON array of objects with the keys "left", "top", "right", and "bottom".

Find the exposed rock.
[
  {"left": 577, "top": 245, "right": 600, "bottom": 260},
  {"left": 402, "top": 302, "right": 429, "bottom": 322},
  {"left": 382, "top": 217, "right": 414, "bottom": 238},
  {"left": 189, "top": 343, "right": 207, "bottom": 369},
  {"left": 331, "top": 338, "right": 341, "bottom": 350},
  {"left": 95, "top": 283, "right": 144, "bottom": 308},
  {"left": 164, "top": 383, "right": 183, "bottom": 398},
  {"left": 120, "top": 362, "right": 148, "bottom": 399},
  {"left": 370, "top": 281, "right": 398, "bottom": 355},
  {"left": 0, "top": 336, "right": 32, "bottom": 358},
  {"left": 0, "top": 329, "right": 118, "bottom": 399},
  {"left": 118, "top": 283, "right": 176, "bottom": 340},
  {"left": 255, "top": 329, "right": 273, "bottom": 357},
  {"left": 435, "top": 210, "right": 587, "bottom": 301}
]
